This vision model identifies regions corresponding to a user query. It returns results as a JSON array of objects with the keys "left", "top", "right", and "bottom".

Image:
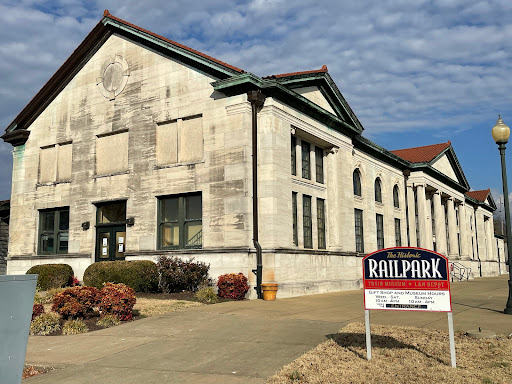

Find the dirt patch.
[
  {"left": 266, "top": 323, "right": 512, "bottom": 384},
  {"left": 136, "top": 291, "right": 236, "bottom": 303}
]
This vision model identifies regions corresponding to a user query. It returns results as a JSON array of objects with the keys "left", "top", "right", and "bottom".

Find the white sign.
[{"left": 364, "top": 289, "right": 451, "bottom": 312}]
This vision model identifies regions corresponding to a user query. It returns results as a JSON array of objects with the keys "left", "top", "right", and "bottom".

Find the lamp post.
[{"left": 491, "top": 115, "right": 512, "bottom": 315}]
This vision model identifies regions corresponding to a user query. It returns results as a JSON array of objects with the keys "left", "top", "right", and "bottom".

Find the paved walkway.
[{"left": 26, "top": 275, "right": 512, "bottom": 383}]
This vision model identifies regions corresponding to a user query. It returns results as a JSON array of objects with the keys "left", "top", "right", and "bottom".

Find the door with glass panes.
[{"left": 95, "top": 201, "right": 126, "bottom": 262}]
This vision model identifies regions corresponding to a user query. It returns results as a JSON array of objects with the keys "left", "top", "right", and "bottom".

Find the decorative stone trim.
[
  {"left": 291, "top": 177, "right": 327, "bottom": 192},
  {"left": 124, "top": 247, "right": 252, "bottom": 257},
  {"left": 8, "top": 253, "right": 91, "bottom": 260}
]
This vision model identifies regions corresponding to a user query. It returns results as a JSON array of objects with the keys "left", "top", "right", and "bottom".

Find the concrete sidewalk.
[{"left": 25, "top": 275, "right": 512, "bottom": 383}]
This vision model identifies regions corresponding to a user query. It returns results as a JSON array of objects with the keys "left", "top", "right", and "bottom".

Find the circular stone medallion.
[{"left": 97, "top": 55, "right": 130, "bottom": 100}]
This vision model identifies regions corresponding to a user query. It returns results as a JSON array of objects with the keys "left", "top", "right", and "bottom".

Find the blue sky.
[{"left": 1, "top": 0, "right": 512, "bottom": 203}]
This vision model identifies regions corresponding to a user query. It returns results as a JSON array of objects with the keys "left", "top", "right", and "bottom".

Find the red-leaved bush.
[
  {"left": 32, "top": 304, "right": 45, "bottom": 320},
  {"left": 51, "top": 286, "right": 100, "bottom": 319},
  {"left": 217, "top": 273, "right": 249, "bottom": 300},
  {"left": 70, "top": 276, "right": 81, "bottom": 287},
  {"left": 99, "top": 283, "right": 136, "bottom": 321}
]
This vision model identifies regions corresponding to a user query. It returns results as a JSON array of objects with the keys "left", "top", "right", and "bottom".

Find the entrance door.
[{"left": 95, "top": 201, "right": 127, "bottom": 262}]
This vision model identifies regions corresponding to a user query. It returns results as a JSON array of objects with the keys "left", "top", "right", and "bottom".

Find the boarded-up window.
[
  {"left": 57, "top": 143, "right": 72, "bottom": 181},
  {"left": 96, "top": 132, "right": 129, "bottom": 175},
  {"left": 156, "top": 115, "right": 203, "bottom": 166},
  {"left": 156, "top": 121, "right": 178, "bottom": 166},
  {"left": 180, "top": 116, "right": 203, "bottom": 163},
  {"left": 39, "top": 146, "right": 57, "bottom": 183}
]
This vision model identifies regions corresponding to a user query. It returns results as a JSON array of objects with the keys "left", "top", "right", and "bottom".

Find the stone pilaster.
[
  {"left": 433, "top": 192, "right": 447, "bottom": 255},
  {"left": 475, "top": 209, "right": 486, "bottom": 260},
  {"left": 407, "top": 184, "right": 417, "bottom": 247},
  {"left": 447, "top": 198, "right": 459, "bottom": 259},
  {"left": 485, "top": 218, "right": 494, "bottom": 261},
  {"left": 416, "top": 184, "right": 428, "bottom": 249},
  {"left": 458, "top": 203, "right": 470, "bottom": 260}
]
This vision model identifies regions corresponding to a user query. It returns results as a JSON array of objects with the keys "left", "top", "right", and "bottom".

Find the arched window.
[
  {"left": 353, "top": 169, "right": 362, "bottom": 196},
  {"left": 374, "top": 178, "right": 382, "bottom": 203},
  {"left": 393, "top": 185, "right": 400, "bottom": 208}
]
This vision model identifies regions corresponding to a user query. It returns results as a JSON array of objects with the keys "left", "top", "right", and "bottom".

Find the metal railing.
[{"left": 449, "top": 262, "right": 471, "bottom": 282}]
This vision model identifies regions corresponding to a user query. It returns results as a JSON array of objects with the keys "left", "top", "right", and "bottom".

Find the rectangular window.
[
  {"left": 303, "top": 195, "right": 312, "bottom": 248},
  {"left": 301, "top": 141, "right": 311, "bottom": 179},
  {"left": 315, "top": 147, "right": 324, "bottom": 184},
  {"left": 317, "top": 198, "right": 326, "bottom": 249},
  {"left": 39, "top": 208, "right": 69, "bottom": 254},
  {"left": 158, "top": 193, "right": 202, "bottom": 249},
  {"left": 291, "top": 136, "right": 297, "bottom": 176},
  {"left": 355, "top": 209, "right": 364, "bottom": 253},
  {"left": 395, "top": 218, "right": 402, "bottom": 247},
  {"left": 292, "top": 192, "right": 298, "bottom": 246},
  {"left": 376, "top": 214, "right": 384, "bottom": 249}
]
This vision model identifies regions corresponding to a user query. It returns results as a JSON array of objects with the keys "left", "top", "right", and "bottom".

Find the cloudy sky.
[{"left": 1, "top": 0, "right": 512, "bottom": 201}]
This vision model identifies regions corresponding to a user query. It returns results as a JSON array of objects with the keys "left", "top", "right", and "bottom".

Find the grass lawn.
[{"left": 266, "top": 323, "right": 512, "bottom": 384}]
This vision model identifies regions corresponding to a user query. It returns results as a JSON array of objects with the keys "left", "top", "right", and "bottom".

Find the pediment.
[
  {"left": 431, "top": 154, "right": 458, "bottom": 182},
  {"left": 293, "top": 86, "right": 336, "bottom": 115}
]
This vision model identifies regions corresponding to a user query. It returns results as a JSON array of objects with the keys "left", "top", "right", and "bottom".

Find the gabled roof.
[
  {"left": 2, "top": 10, "right": 244, "bottom": 142},
  {"left": 263, "top": 65, "right": 329, "bottom": 79},
  {"left": 465, "top": 189, "right": 497, "bottom": 211},
  {"left": 465, "top": 189, "right": 491, "bottom": 203},
  {"left": 391, "top": 142, "right": 451, "bottom": 163}
]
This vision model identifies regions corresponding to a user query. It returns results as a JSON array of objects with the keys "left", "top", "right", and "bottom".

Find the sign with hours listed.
[{"left": 363, "top": 247, "right": 452, "bottom": 312}]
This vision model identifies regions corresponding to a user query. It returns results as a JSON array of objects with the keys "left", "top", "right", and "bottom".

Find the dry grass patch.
[
  {"left": 133, "top": 298, "right": 203, "bottom": 317},
  {"left": 266, "top": 323, "right": 512, "bottom": 384}
]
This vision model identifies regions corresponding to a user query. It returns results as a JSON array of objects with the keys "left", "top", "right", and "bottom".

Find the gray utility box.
[{"left": 0, "top": 275, "right": 38, "bottom": 384}]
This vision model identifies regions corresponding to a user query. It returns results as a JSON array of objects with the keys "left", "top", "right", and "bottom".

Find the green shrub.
[
  {"left": 51, "top": 286, "right": 100, "bottom": 319},
  {"left": 156, "top": 256, "right": 210, "bottom": 293},
  {"left": 195, "top": 286, "right": 218, "bottom": 304},
  {"left": 62, "top": 319, "right": 89, "bottom": 335},
  {"left": 30, "top": 313, "right": 61, "bottom": 335},
  {"left": 96, "top": 314, "right": 121, "bottom": 328},
  {"left": 26, "top": 264, "right": 74, "bottom": 291},
  {"left": 217, "top": 273, "right": 249, "bottom": 300},
  {"left": 99, "top": 283, "right": 136, "bottom": 321},
  {"left": 83, "top": 261, "right": 159, "bottom": 292}
]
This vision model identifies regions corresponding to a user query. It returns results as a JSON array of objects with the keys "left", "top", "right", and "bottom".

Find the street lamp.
[{"left": 491, "top": 115, "right": 512, "bottom": 315}]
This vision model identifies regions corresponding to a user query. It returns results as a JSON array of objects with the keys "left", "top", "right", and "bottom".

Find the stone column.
[
  {"left": 327, "top": 148, "right": 341, "bottom": 250},
  {"left": 407, "top": 184, "right": 417, "bottom": 247},
  {"left": 433, "top": 192, "right": 448, "bottom": 255},
  {"left": 475, "top": 209, "right": 486, "bottom": 260},
  {"left": 458, "top": 203, "right": 470, "bottom": 260},
  {"left": 485, "top": 218, "right": 494, "bottom": 261},
  {"left": 416, "top": 184, "right": 429, "bottom": 249},
  {"left": 447, "top": 198, "right": 459, "bottom": 259}
]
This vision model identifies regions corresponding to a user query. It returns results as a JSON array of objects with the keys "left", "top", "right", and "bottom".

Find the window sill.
[
  {"left": 8, "top": 253, "right": 91, "bottom": 260},
  {"left": 36, "top": 180, "right": 71, "bottom": 188},
  {"left": 354, "top": 195, "right": 364, "bottom": 201},
  {"left": 93, "top": 171, "right": 130, "bottom": 179},
  {"left": 291, "top": 177, "right": 326, "bottom": 192},
  {"left": 154, "top": 160, "right": 204, "bottom": 170}
]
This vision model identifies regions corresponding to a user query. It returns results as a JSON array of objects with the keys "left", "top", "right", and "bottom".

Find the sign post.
[{"left": 362, "top": 247, "right": 455, "bottom": 367}]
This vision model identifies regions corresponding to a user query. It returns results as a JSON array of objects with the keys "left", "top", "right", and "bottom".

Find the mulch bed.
[{"left": 136, "top": 290, "right": 236, "bottom": 303}]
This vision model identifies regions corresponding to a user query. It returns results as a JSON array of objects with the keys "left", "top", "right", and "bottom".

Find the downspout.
[
  {"left": 248, "top": 90, "right": 266, "bottom": 299},
  {"left": 403, "top": 169, "right": 411, "bottom": 246}
]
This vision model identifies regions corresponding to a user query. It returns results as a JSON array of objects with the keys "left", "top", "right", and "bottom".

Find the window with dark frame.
[
  {"left": 291, "top": 136, "right": 297, "bottom": 176},
  {"left": 376, "top": 213, "right": 384, "bottom": 249},
  {"left": 158, "top": 193, "right": 202, "bottom": 249},
  {"left": 395, "top": 218, "right": 402, "bottom": 247},
  {"left": 302, "top": 141, "right": 311, "bottom": 179},
  {"left": 317, "top": 198, "right": 326, "bottom": 249},
  {"left": 39, "top": 207, "right": 69, "bottom": 254},
  {"left": 354, "top": 208, "right": 364, "bottom": 253},
  {"left": 315, "top": 147, "right": 324, "bottom": 184},
  {"left": 393, "top": 185, "right": 400, "bottom": 208},
  {"left": 374, "top": 178, "right": 382, "bottom": 203},
  {"left": 353, "top": 169, "right": 362, "bottom": 196},
  {"left": 292, "top": 192, "right": 298, "bottom": 246},
  {"left": 303, "top": 195, "right": 312, "bottom": 248}
]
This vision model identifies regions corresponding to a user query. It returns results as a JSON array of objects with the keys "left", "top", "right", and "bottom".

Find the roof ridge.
[
  {"left": 103, "top": 10, "right": 244, "bottom": 73},
  {"left": 263, "top": 65, "right": 328, "bottom": 79}
]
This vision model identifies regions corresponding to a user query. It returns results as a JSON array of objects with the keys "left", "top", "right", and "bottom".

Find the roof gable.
[
  {"left": 2, "top": 10, "right": 243, "bottom": 142},
  {"left": 391, "top": 142, "right": 451, "bottom": 163},
  {"left": 465, "top": 189, "right": 497, "bottom": 211},
  {"left": 431, "top": 153, "right": 459, "bottom": 182}
]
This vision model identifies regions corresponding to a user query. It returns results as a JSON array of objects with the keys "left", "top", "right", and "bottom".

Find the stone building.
[
  {"left": 0, "top": 200, "right": 9, "bottom": 274},
  {"left": 1, "top": 11, "right": 505, "bottom": 298}
]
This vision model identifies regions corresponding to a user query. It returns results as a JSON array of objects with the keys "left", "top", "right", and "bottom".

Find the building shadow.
[{"left": 325, "top": 332, "right": 447, "bottom": 365}]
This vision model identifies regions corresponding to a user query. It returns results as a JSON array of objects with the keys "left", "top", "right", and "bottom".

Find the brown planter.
[{"left": 261, "top": 283, "right": 278, "bottom": 301}]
